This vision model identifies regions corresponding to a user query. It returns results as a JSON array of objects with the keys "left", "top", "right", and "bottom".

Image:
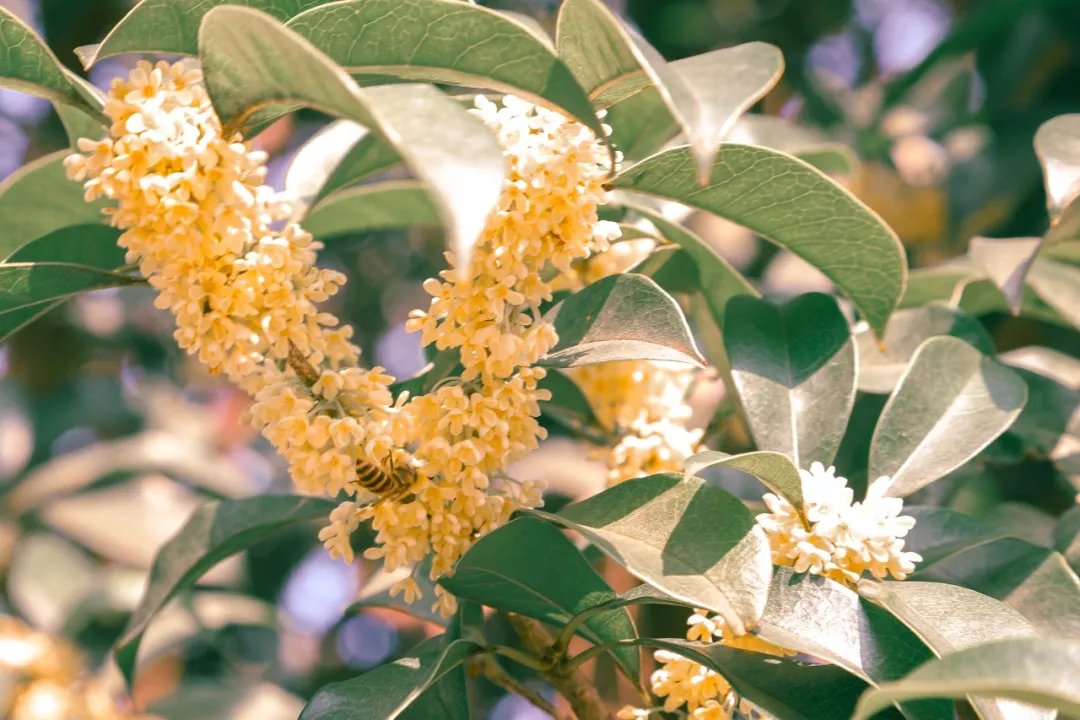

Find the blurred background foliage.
[{"left": 0, "top": 0, "right": 1077, "bottom": 717}]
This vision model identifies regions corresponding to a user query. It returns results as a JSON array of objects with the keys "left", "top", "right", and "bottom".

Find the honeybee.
[{"left": 355, "top": 454, "right": 416, "bottom": 501}]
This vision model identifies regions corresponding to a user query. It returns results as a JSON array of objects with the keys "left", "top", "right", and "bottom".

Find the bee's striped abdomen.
[{"left": 355, "top": 458, "right": 414, "bottom": 499}]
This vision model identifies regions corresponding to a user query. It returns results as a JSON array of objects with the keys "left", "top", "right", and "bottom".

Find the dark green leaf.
[
  {"left": 5, "top": 224, "right": 125, "bottom": 269},
  {"left": 0, "top": 7, "right": 104, "bottom": 116},
  {"left": 685, "top": 450, "right": 805, "bottom": 517},
  {"left": 1001, "top": 367, "right": 1078, "bottom": 472},
  {"left": 554, "top": 473, "right": 773, "bottom": 635},
  {"left": 540, "top": 273, "right": 705, "bottom": 368},
  {"left": 612, "top": 144, "right": 906, "bottom": 337},
  {"left": 856, "top": 304, "right": 995, "bottom": 394},
  {"left": 0, "top": 299, "right": 62, "bottom": 343},
  {"left": 869, "top": 337, "right": 1027, "bottom": 497},
  {"left": 903, "top": 506, "right": 1004, "bottom": 567},
  {"left": 312, "top": 131, "right": 404, "bottom": 202},
  {"left": 198, "top": 6, "right": 504, "bottom": 268},
  {"left": 389, "top": 349, "right": 462, "bottom": 399},
  {"left": 299, "top": 638, "right": 480, "bottom": 720},
  {"left": 605, "top": 87, "right": 679, "bottom": 161},
  {"left": 303, "top": 181, "right": 440, "bottom": 239},
  {"left": 81, "top": 0, "right": 330, "bottom": 66},
  {"left": 287, "top": 0, "right": 606, "bottom": 142},
  {"left": 0, "top": 151, "right": 110, "bottom": 259},
  {"left": 628, "top": 245, "right": 699, "bottom": 295},
  {"left": 724, "top": 293, "right": 856, "bottom": 468},
  {"left": 440, "top": 516, "right": 639, "bottom": 681},
  {"left": 852, "top": 638, "right": 1080, "bottom": 720},
  {"left": 0, "top": 263, "right": 137, "bottom": 315},
  {"left": 114, "top": 495, "right": 336, "bottom": 687}
]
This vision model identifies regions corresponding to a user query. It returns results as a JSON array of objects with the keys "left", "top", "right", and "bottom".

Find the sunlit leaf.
[
  {"left": 1034, "top": 114, "right": 1080, "bottom": 225},
  {"left": 1026, "top": 257, "right": 1080, "bottom": 329},
  {"left": 284, "top": 120, "right": 369, "bottom": 200},
  {"left": 440, "top": 516, "right": 640, "bottom": 681},
  {"left": 540, "top": 273, "right": 705, "bottom": 368},
  {"left": 287, "top": 0, "right": 606, "bottom": 141},
  {"left": 552, "top": 473, "right": 773, "bottom": 636},
  {"left": 299, "top": 637, "right": 480, "bottom": 720},
  {"left": 114, "top": 495, "right": 336, "bottom": 688},
  {"left": 1001, "top": 346, "right": 1080, "bottom": 390},
  {"left": 0, "top": 7, "right": 104, "bottom": 116},
  {"left": 724, "top": 293, "right": 856, "bottom": 468},
  {"left": 730, "top": 114, "right": 859, "bottom": 174},
  {"left": 557, "top": 0, "right": 782, "bottom": 180},
  {"left": 903, "top": 506, "right": 1004, "bottom": 567},
  {"left": 967, "top": 236, "right": 1042, "bottom": 314},
  {"left": 310, "top": 131, "right": 403, "bottom": 203},
  {"left": 852, "top": 638, "right": 1080, "bottom": 720},
  {"left": 685, "top": 450, "right": 805, "bottom": 517},
  {"left": 612, "top": 144, "right": 906, "bottom": 337},
  {"left": 861, "top": 581, "right": 1050, "bottom": 720},
  {"left": 856, "top": 304, "right": 994, "bottom": 394},
  {"left": 198, "top": 5, "right": 505, "bottom": 269},
  {"left": 303, "top": 181, "right": 440, "bottom": 239},
  {"left": 868, "top": 337, "right": 1027, "bottom": 497},
  {"left": 79, "top": 0, "right": 331, "bottom": 66}
]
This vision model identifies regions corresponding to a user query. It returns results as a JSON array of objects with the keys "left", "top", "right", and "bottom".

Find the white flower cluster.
[{"left": 756, "top": 462, "right": 923, "bottom": 586}]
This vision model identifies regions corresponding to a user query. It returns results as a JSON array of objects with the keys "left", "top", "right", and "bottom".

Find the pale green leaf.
[
  {"left": 557, "top": 0, "right": 782, "bottom": 180},
  {"left": 55, "top": 100, "right": 108, "bottom": 146},
  {"left": 869, "top": 337, "right": 1027, "bottom": 497},
  {"left": 967, "top": 236, "right": 1042, "bottom": 314},
  {"left": 856, "top": 304, "right": 995, "bottom": 394},
  {"left": 311, "top": 130, "right": 403, "bottom": 202},
  {"left": 553, "top": 473, "right": 773, "bottom": 636},
  {"left": 540, "top": 273, "right": 705, "bottom": 368},
  {"left": 283, "top": 120, "right": 368, "bottom": 200},
  {"left": 1001, "top": 346, "right": 1080, "bottom": 390},
  {"left": 852, "top": 638, "right": 1080, "bottom": 720},
  {"left": 685, "top": 450, "right": 805, "bottom": 517},
  {"left": 198, "top": 6, "right": 505, "bottom": 268},
  {"left": 1034, "top": 114, "right": 1080, "bottom": 223},
  {"left": 612, "top": 144, "right": 906, "bottom": 337},
  {"left": 1026, "top": 257, "right": 1080, "bottom": 328},
  {"left": 302, "top": 181, "right": 440, "bottom": 239},
  {"left": 80, "top": 0, "right": 330, "bottom": 66},
  {"left": 724, "top": 293, "right": 856, "bottom": 468},
  {"left": 286, "top": 0, "right": 606, "bottom": 141},
  {"left": 114, "top": 495, "right": 336, "bottom": 688},
  {"left": 0, "top": 7, "right": 104, "bottom": 116}
]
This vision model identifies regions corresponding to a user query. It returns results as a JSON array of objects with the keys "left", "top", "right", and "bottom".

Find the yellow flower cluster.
[
  {"left": 0, "top": 616, "right": 156, "bottom": 720},
  {"left": 618, "top": 609, "right": 784, "bottom": 720},
  {"left": 65, "top": 60, "right": 399, "bottom": 514},
  {"left": 756, "top": 462, "right": 923, "bottom": 586},
  {"left": 563, "top": 233, "right": 705, "bottom": 484},
  {"left": 320, "top": 95, "right": 619, "bottom": 614}
]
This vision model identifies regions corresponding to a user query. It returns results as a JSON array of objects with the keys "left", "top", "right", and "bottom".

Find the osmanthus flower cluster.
[
  {"left": 0, "top": 615, "right": 157, "bottom": 720},
  {"left": 622, "top": 463, "right": 923, "bottom": 720},
  {"left": 561, "top": 232, "right": 705, "bottom": 484},
  {"left": 66, "top": 62, "right": 619, "bottom": 616}
]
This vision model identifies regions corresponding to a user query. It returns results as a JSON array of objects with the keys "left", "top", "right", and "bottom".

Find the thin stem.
[
  {"left": 485, "top": 644, "right": 551, "bottom": 673},
  {"left": 475, "top": 655, "right": 562, "bottom": 718}
]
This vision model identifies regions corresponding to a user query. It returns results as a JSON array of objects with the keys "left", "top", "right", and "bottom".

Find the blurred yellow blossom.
[{"left": 756, "top": 461, "right": 923, "bottom": 586}]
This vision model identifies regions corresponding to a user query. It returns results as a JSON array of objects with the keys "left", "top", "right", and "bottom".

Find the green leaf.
[
  {"left": 626, "top": 203, "right": 758, "bottom": 322},
  {"left": 539, "top": 273, "right": 705, "bottom": 368},
  {"left": 0, "top": 151, "right": 111, "bottom": 259},
  {"left": 730, "top": 114, "right": 859, "bottom": 175},
  {"left": 868, "top": 337, "right": 1027, "bottom": 497},
  {"left": 1034, "top": 114, "right": 1080, "bottom": 228},
  {"left": 1001, "top": 367, "right": 1078, "bottom": 472},
  {"left": 553, "top": 473, "right": 773, "bottom": 636},
  {"left": 604, "top": 87, "right": 679, "bottom": 161},
  {"left": 685, "top": 450, "right": 805, "bottom": 517},
  {"left": 856, "top": 304, "right": 995, "bottom": 394},
  {"left": 55, "top": 100, "right": 108, "bottom": 146},
  {"left": 287, "top": 0, "right": 606, "bottom": 142},
  {"left": 299, "top": 638, "right": 480, "bottom": 720},
  {"left": 5, "top": 224, "right": 126, "bottom": 269},
  {"left": 311, "top": 131, "right": 403, "bottom": 202},
  {"left": 0, "top": 7, "right": 104, "bottom": 116},
  {"left": 902, "top": 506, "right": 1004, "bottom": 567},
  {"left": 302, "top": 181, "right": 440, "bottom": 239},
  {"left": 628, "top": 245, "right": 699, "bottom": 295},
  {"left": 557, "top": 0, "right": 782, "bottom": 180},
  {"left": 80, "top": 0, "right": 330, "bottom": 66},
  {"left": 641, "top": 637, "right": 874, "bottom": 720},
  {"left": 0, "top": 263, "right": 137, "bottom": 315},
  {"left": 0, "top": 300, "right": 62, "bottom": 343},
  {"left": 852, "top": 638, "right": 1080, "bottom": 720},
  {"left": 284, "top": 120, "right": 368, "bottom": 200},
  {"left": 917, "top": 538, "right": 1080, "bottom": 638},
  {"left": 537, "top": 370, "right": 614, "bottom": 445},
  {"left": 114, "top": 495, "right": 336, "bottom": 688},
  {"left": 967, "top": 236, "right": 1042, "bottom": 314},
  {"left": 757, "top": 569, "right": 949, "bottom": 720},
  {"left": 612, "top": 144, "right": 906, "bottom": 337},
  {"left": 723, "top": 293, "right": 856, "bottom": 468},
  {"left": 1026, "top": 257, "right": 1080, "bottom": 328},
  {"left": 198, "top": 5, "right": 505, "bottom": 269},
  {"left": 1001, "top": 346, "right": 1080, "bottom": 390},
  {"left": 861, "top": 581, "right": 1049, "bottom": 720},
  {"left": 1054, "top": 506, "right": 1080, "bottom": 575},
  {"left": 440, "top": 516, "right": 640, "bottom": 681}
]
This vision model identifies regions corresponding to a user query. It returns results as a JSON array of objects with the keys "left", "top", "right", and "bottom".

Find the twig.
[{"left": 475, "top": 655, "right": 562, "bottom": 718}]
